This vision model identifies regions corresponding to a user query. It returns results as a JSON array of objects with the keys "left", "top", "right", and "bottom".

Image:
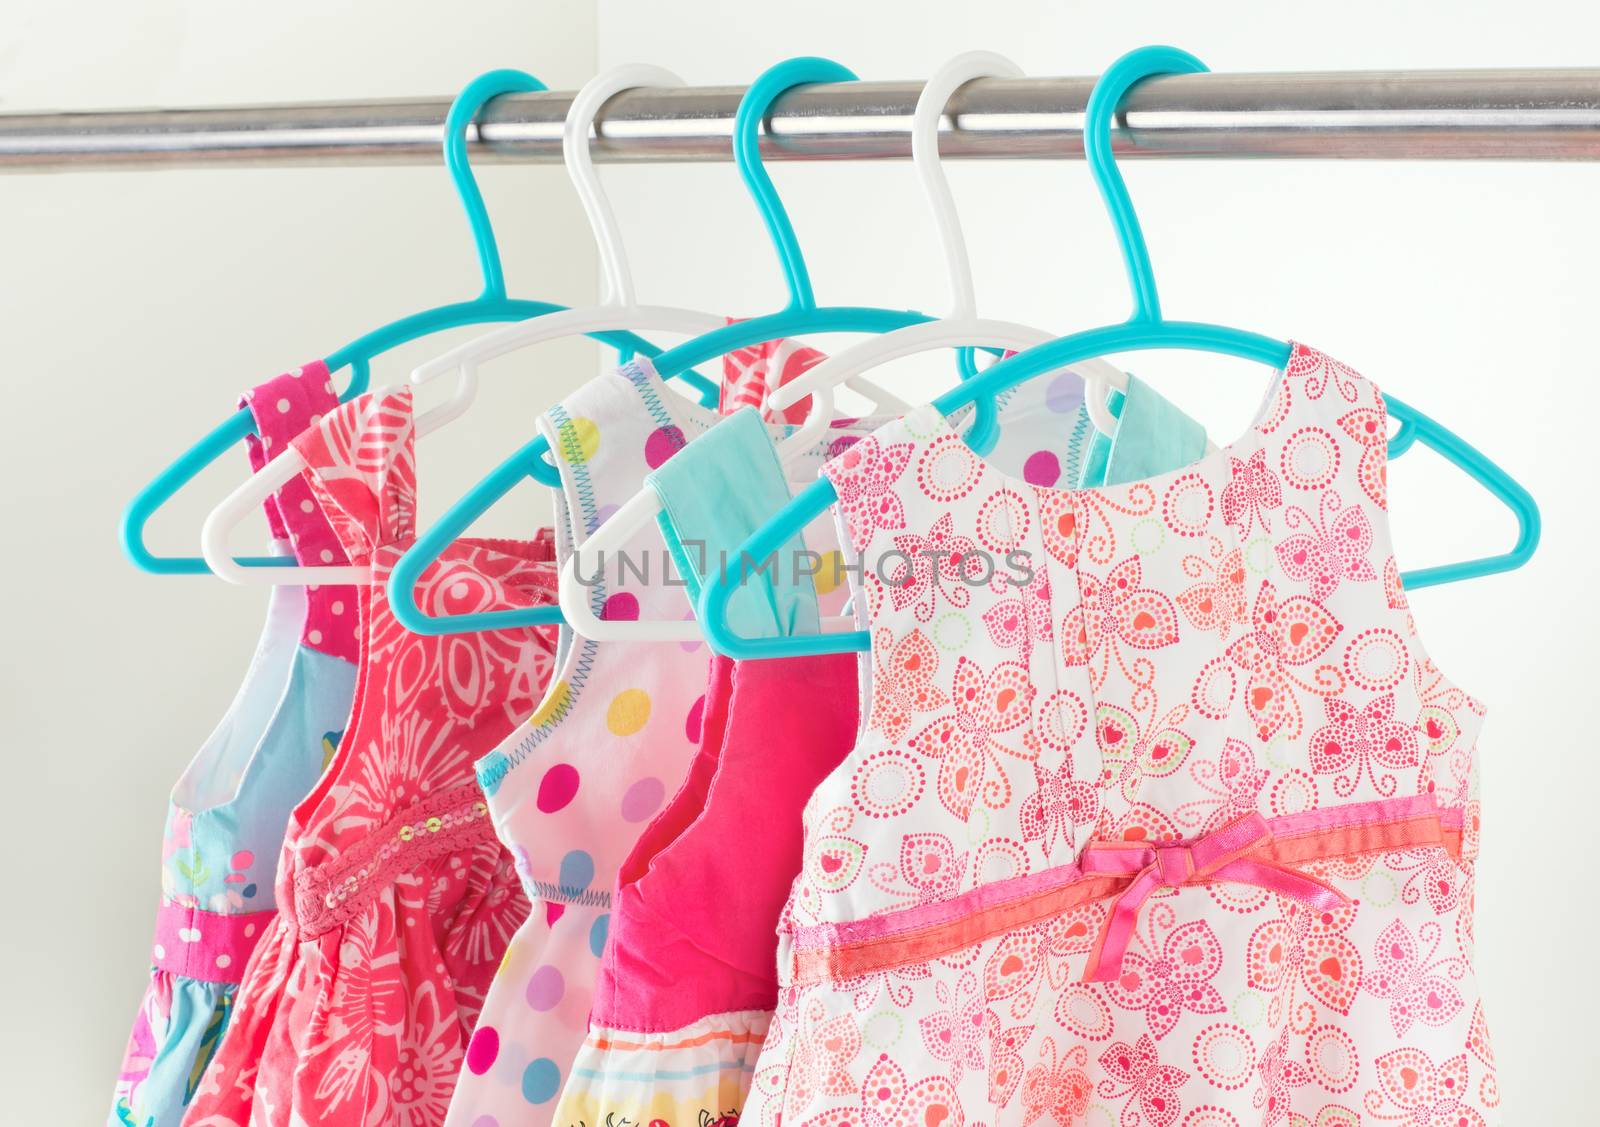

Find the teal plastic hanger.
[
  {"left": 386, "top": 54, "right": 1001, "bottom": 637},
  {"left": 644, "top": 56, "right": 1001, "bottom": 450},
  {"left": 697, "top": 45, "right": 1540, "bottom": 659},
  {"left": 122, "top": 68, "right": 719, "bottom": 576}
]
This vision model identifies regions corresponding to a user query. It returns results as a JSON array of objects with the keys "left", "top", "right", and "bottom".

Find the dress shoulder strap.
[
  {"left": 1077, "top": 374, "right": 1210, "bottom": 488},
  {"left": 289, "top": 388, "right": 419, "bottom": 562},
  {"left": 241, "top": 362, "right": 358, "bottom": 661}
]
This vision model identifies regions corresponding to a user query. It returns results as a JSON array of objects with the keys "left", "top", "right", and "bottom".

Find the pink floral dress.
[
  {"left": 749, "top": 345, "right": 1496, "bottom": 1127},
  {"left": 185, "top": 388, "right": 560, "bottom": 1127}
]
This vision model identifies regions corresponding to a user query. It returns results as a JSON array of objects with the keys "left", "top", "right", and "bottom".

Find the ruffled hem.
[{"left": 111, "top": 972, "right": 236, "bottom": 1127}]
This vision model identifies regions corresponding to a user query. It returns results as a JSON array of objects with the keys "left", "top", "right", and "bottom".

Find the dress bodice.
[{"left": 795, "top": 344, "right": 1483, "bottom": 928}]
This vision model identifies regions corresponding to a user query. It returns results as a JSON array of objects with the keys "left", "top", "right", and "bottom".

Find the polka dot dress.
[
  {"left": 445, "top": 363, "right": 728, "bottom": 1127},
  {"left": 449, "top": 357, "right": 937, "bottom": 1127}
]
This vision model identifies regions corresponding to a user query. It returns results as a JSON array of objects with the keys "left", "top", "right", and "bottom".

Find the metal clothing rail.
[{"left": 3, "top": 69, "right": 1600, "bottom": 171}]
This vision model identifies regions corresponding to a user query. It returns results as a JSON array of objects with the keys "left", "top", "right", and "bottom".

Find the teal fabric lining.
[
  {"left": 649, "top": 408, "right": 819, "bottom": 641},
  {"left": 1077, "top": 375, "right": 1208, "bottom": 488}
]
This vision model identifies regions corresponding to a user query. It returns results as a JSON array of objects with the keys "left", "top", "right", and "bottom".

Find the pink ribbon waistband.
[
  {"left": 1078, "top": 812, "right": 1345, "bottom": 981},
  {"left": 151, "top": 902, "right": 276, "bottom": 985},
  {"left": 789, "top": 795, "right": 1456, "bottom": 988}
]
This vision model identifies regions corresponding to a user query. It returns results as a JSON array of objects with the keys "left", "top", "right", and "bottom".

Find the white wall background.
[
  {"left": 3, "top": 1, "right": 1596, "bottom": 1121},
  {"left": 0, "top": 2, "right": 605, "bottom": 1121}
]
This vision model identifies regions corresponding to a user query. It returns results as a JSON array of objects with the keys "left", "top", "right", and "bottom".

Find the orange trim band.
[{"left": 587, "top": 1028, "right": 770, "bottom": 1053}]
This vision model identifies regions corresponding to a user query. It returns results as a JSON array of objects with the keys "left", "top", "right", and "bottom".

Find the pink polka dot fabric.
[
  {"left": 239, "top": 361, "right": 358, "bottom": 663},
  {"left": 108, "top": 370, "right": 362, "bottom": 1127}
]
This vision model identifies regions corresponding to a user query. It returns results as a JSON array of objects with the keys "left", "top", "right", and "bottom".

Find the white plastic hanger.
[
  {"left": 764, "top": 51, "right": 1129, "bottom": 437},
  {"left": 405, "top": 65, "right": 731, "bottom": 425}
]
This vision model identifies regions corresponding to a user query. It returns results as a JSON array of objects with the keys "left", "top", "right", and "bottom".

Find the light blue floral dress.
[{"left": 109, "top": 365, "right": 359, "bottom": 1127}]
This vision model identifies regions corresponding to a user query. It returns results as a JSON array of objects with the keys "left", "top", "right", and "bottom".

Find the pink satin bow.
[{"left": 1079, "top": 812, "right": 1348, "bottom": 982}]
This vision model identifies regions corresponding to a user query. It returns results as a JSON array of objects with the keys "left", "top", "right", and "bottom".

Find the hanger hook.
[
  {"left": 565, "top": 65, "right": 685, "bottom": 308},
  {"left": 444, "top": 68, "right": 548, "bottom": 304},
  {"left": 734, "top": 57, "right": 858, "bottom": 313},
  {"left": 1085, "top": 46, "right": 1208, "bottom": 325},
  {"left": 913, "top": 52, "right": 1022, "bottom": 320}
]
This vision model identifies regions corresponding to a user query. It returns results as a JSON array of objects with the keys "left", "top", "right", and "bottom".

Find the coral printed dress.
[
  {"left": 748, "top": 346, "right": 1497, "bottom": 1127},
  {"left": 186, "top": 389, "right": 560, "bottom": 1127}
]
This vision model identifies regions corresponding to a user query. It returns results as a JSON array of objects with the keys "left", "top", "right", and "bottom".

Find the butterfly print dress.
[{"left": 748, "top": 345, "right": 1497, "bottom": 1127}]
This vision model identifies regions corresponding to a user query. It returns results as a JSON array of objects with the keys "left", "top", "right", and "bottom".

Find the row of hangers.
[{"left": 126, "top": 45, "right": 1541, "bottom": 662}]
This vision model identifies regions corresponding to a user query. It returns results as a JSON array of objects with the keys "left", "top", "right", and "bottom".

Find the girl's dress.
[
  {"left": 184, "top": 388, "right": 560, "bottom": 1127},
  {"left": 111, "top": 365, "right": 359, "bottom": 1127},
  {"left": 441, "top": 361, "right": 765, "bottom": 1127},
  {"left": 749, "top": 345, "right": 1496, "bottom": 1127},
  {"left": 551, "top": 407, "right": 861, "bottom": 1127}
]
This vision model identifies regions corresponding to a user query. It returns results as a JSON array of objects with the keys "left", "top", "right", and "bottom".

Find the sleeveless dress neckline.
[{"left": 920, "top": 357, "right": 1288, "bottom": 502}]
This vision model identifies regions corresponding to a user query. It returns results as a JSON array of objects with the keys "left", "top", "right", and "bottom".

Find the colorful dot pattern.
[
  {"left": 239, "top": 363, "right": 360, "bottom": 664},
  {"left": 448, "top": 363, "right": 756, "bottom": 1125}
]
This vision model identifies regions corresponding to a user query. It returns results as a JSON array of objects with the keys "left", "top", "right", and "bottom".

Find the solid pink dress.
[
  {"left": 186, "top": 388, "right": 560, "bottom": 1127},
  {"left": 553, "top": 650, "right": 860, "bottom": 1127}
]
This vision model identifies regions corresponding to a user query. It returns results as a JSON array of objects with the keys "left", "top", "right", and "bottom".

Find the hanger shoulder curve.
[{"left": 766, "top": 318, "right": 1055, "bottom": 415}]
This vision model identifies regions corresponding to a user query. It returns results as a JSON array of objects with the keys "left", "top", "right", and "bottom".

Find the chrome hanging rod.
[{"left": 3, "top": 69, "right": 1600, "bottom": 171}]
